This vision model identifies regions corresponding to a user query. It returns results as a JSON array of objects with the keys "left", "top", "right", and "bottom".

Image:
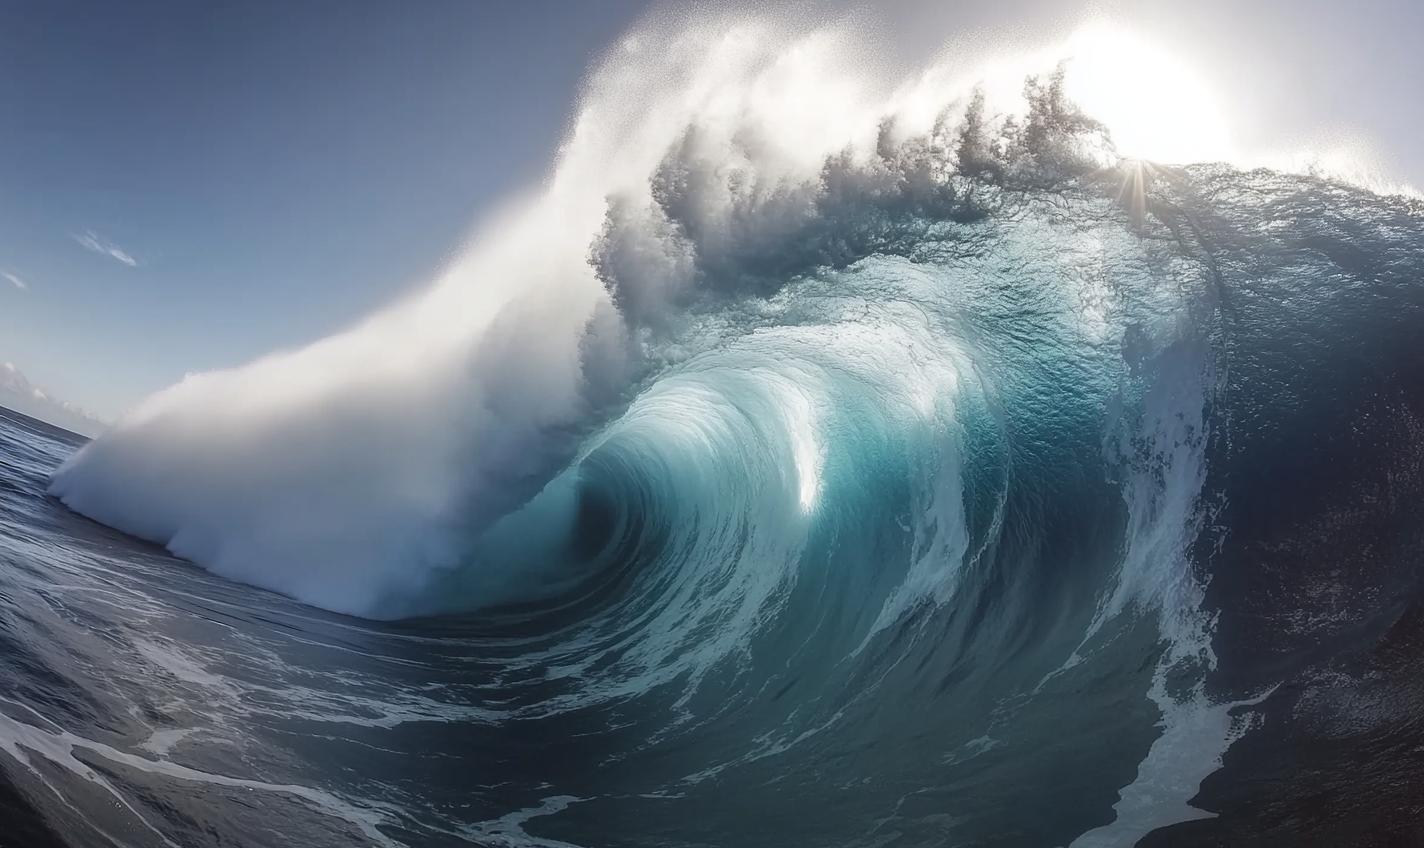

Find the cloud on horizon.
[
  {"left": 0, "top": 362, "right": 108, "bottom": 437},
  {"left": 74, "top": 231, "right": 138, "bottom": 267},
  {"left": 2, "top": 271, "right": 26, "bottom": 290}
]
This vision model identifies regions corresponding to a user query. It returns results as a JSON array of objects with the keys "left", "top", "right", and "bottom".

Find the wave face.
[{"left": 40, "top": 11, "right": 1424, "bottom": 846}]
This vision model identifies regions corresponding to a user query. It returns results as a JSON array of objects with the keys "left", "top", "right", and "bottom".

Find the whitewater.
[{"left": 3, "top": 8, "right": 1424, "bottom": 848}]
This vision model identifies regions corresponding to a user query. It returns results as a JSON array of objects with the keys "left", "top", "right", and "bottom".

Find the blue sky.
[{"left": 2, "top": 0, "right": 1421, "bottom": 420}]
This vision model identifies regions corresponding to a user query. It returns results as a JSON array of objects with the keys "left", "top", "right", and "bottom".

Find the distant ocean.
[{"left": 6, "top": 14, "right": 1424, "bottom": 848}]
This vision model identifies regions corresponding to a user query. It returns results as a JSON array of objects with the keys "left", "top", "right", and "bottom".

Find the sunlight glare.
[{"left": 1060, "top": 24, "right": 1232, "bottom": 165}]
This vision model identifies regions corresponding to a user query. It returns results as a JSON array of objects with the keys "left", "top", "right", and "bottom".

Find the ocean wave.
[{"left": 41, "top": 10, "right": 1424, "bottom": 844}]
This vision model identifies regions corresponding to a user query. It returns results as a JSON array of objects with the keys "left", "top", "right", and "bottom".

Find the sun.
[{"left": 1058, "top": 23, "right": 1232, "bottom": 166}]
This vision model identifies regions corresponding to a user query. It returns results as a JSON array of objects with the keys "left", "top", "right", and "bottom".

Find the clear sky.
[{"left": 2, "top": 0, "right": 1421, "bottom": 420}]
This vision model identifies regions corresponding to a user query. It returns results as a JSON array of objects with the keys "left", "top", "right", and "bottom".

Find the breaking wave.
[{"left": 43, "top": 10, "right": 1424, "bottom": 844}]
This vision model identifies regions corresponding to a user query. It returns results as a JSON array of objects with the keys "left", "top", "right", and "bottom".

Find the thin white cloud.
[
  {"left": 74, "top": 231, "right": 138, "bottom": 267},
  {"left": 2, "top": 271, "right": 26, "bottom": 291}
]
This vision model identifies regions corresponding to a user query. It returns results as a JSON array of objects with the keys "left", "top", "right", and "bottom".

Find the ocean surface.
[{"left": 7, "top": 15, "right": 1424, "bottom": 848}]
